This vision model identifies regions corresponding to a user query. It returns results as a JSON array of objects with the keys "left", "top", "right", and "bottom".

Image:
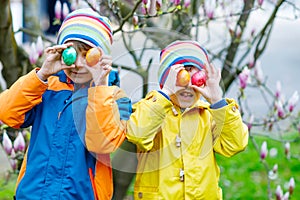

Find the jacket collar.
[
  {"left": 54, "top": 71, "right": 92, "bottom": 90},
  {"left": 174, "top": 100, "right": 210, "bottom": 114},
  {"left": 54, "top": 71, "right": 73, "bottom": 84},
  {"left": 193, "top": 100, "right": 210, "bottom": 109}
]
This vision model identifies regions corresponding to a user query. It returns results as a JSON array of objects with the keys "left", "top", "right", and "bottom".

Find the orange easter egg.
[
  {"left": 177, "top": 69, "right": 191, "bottom": 87},
  {"left": 86, "top": 48, "right": 102, "bottom": 67}
]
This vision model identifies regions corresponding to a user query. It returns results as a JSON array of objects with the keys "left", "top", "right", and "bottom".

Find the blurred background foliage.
[{"left": 0, "top": 0, "right": 299, "bottom": 199}]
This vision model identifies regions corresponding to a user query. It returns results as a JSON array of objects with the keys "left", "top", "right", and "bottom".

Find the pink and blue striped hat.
[
  {"left": 57, "top": 8, "right": 113, "bottom": 54},
  {"left": 158, "top": 40, "right": 209, "bottom": 88}
]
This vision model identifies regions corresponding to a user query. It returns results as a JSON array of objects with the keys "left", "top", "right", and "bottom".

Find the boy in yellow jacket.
[{"left": 127, "top": 40, "right": 248, "bottom": 199}]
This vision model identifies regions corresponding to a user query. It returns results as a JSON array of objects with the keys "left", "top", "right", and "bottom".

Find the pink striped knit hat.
[
  {"left": 158, "top": 40, "right": 209, "bottom": 89},
  {"left": 57, "top": 8, "right": 113, "bottom": 54}
]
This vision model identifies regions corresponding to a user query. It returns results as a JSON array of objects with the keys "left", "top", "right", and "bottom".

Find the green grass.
[
  {"left": 0, "top": 173, "right": 17, "bottom": 200},
  {"left": 1, "top": 134, "right": 299, "bottom": 200},
  {"left": 217, "top": 134, "right": 300, "bottom": 199}
]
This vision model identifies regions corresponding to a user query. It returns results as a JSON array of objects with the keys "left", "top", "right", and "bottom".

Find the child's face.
[
  {"left": 170, "top": 66, "right": 201, "bottom": 108},
  {"left": 63, "top": 42, "right": 93, "bottom": 84}
]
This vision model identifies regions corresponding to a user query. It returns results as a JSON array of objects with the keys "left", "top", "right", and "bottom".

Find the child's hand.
[
  {"left": 86, "top": 48, "right": 113, "bottom": 86},
  {"left": 37, "top": 43, "right": 75, "bottom": 81},
  {"left": 191, "top": 63, "right": 223, "bottom": 104},
  {"left": 161, "top": 64, "right": 186, "bottom": 96}
]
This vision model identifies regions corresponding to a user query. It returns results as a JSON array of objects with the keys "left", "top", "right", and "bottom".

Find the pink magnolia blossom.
[
  {"left": 2, "top": 130, "right": 12, "bottom": 155},
  {"left": 29, "top": 43, "right": 38, "bottom": 65},
  {"left": 275, "top": 185, "right": 283, "bottom": 200},
  {"left": 238, "top": 67, "right": 250, "bottom": 89},
  {"left": 289, "top": 177, "right": 295, "bottom": 195},
  {"left": 228, "top": 24, "right": 235, "bottom": 37},
  {"left": 251, "top": 28, "right": 256, "bottom": 37},
  {"left": 62, "top": 3, "right": 69, "bottom": 19},
  {"left": 184, "top": 0, "right": 190, "bottom": 8},
  {"left": 142, "top": 0, "right": 148, "bottom": 4},
  {"left": 276, "top": 100, "right": 285, "bottom": 119},
  {"left": 258, "top": 0, "right": 264, "bottom": 6},
  {"left": 260, "top": 141, "right": 268, "bottom": 160},
  {"left": 10, "top": 158, "right": 17, "bottom": 171},
  {"left": 247, "top": 115, "right": 254, "bottom": 131},
  {"left": 283, "top": 192, "right": 289, "bottom": 200},
  {"left": 285, "top": 142, "right": 290, "bottom": 159},
  {"left": 71, "top": 1, "right": 78, "bottom": 10},
  {"left": 9, "top": 148, "right": 16, "bottom": 171},
  {"left": 133, "top": 14, "right": 139, "bottom": 27},
  {"left": 275, "top": 81, "right": 281, "bottom": 99},
  {"left": 54, "top": 0, "right": 62, "bottom": 20},
  {"left": 10, "top": 148, "right": 16, "bottom": 159},
  {"left": 272, "top": 163, "right": 278, "bottom": 173},
  {"left": 156, "top": 0, "right": 162, "bottom": 10},
  {"left": 287, "top": 91, "right": 299, "bottom": 112},
  {"left": 254, "top": 60, "right": 264, "bottom": 84},
  {"left": 248, "top": 55, "right": 255, "bottom": 69},
  {"left": 36, "top": 36, "right": 44, "bottom": 57},
  {"left": 205, "top": 0, "right": 215, "bottom": 20},
  {"left": 174, "top": 0, "right": 181, "bottom": 6},
  {"left": 13, "top": 132, "right": 26, "bottom": 152},
  {"left": 141, "top": 5, "right": 147, "bottom": 15},
  {"left": 207, "top": 10, "right": 214, "bottom": 19},
  {"left": 235, "top": 25, "right": 242, "bottom": 38},
  {"left": 148, "top": 0, "right": 157, "bottom": 16},
  {"left": 268, "top": 163, "right": 278, "bottom": 180}
]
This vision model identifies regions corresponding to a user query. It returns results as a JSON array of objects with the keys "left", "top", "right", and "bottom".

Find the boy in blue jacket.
[{"left": 0, "top": 8, "right": 131, "bottom": 200}]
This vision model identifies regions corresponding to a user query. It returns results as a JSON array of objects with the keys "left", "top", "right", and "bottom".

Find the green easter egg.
[{"left": 62, "top": 46, "right": 77, "bottom": 66}]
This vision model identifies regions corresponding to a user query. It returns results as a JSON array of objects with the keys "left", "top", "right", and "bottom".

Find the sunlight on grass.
[
  {"left": 0, "top": 133, "right": 298, "bottom": 199},
  {"left": 0, "top": 173, "right": 17, "bottom": 200},
  {"left": 217, "top": 133, "right": 300, "bottom": 199}
]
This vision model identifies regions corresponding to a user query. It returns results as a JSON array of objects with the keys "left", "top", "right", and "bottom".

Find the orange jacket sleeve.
[
  {"left": 85, "top": 86, "right": 130, "bottom": 154},
  {"left": 0, "top": 69, "right": 48, "bottom": 128}
]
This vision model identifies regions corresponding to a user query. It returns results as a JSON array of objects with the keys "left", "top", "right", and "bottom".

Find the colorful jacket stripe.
[{"left": 0, "top": 69, "right": 132, "bottom": 200}]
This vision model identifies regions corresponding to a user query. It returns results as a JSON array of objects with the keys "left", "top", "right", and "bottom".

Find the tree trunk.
[
  {"left": 0, "top": 0, "right": 22, "bottom": 87},
  {"left": 0, "top": 0, "right": 41, "bottom": 88},
  {"left": 23, "top": 0, "right": 42, "bottom": 42},
  {"left": 221, "top": 0, "right": 255, "bottom": 91}
]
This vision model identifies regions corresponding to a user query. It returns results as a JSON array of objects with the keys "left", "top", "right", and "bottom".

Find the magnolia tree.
[{"left": 0, "top": 0, "right": 299, "bottom": 199}]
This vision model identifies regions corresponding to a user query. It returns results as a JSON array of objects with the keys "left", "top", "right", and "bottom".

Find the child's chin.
[
  {"left": 70, "top": 76, "right": 92, "bottom": 84},
  {"left": 178, "top": 102, "right": 195, "bottom": 109},
  {"left": 170, "top": 95, "right": 196, "bottom": 108}
]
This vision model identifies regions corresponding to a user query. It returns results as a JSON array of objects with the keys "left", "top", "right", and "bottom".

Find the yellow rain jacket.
[{"left": 127, "top": 90, "right": 248, "bottom": 199}]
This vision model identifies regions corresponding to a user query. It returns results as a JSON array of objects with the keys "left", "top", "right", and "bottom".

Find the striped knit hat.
[
  {"left": 158, "top": 40, "right": 209, "bottom": 88},
  {"left": 57, "top": 8, "right": 113, "bottom": 54}
]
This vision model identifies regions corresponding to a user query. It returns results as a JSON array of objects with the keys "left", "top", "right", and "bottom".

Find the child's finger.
[
  {"left": 204, "top": 63, "right": 212, "bottom": 75},
  {"left": 169, "top": 64, "right": 184, "bottom": 77},
  {"left": 100, "top": 58, "right": 112, "bottom": 66},
  {"left": 46, "top": 44, "right": 71, "bottom": 54},
  {"left": 173, "top": 64, "right": 184, "bottom": 71},
  {"left": 209, "top": 63, "right": 217, "bottom": 75},
  {"left": 103, "top": 65, "right": 112, "bottom": 71}
]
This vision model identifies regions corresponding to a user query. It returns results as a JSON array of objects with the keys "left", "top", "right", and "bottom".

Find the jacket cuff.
[
  {"left": 210, "top": 99, "right": 227, "bottom": 109},
  {"left": 29, "top": 69, "right": 48, "bottom": 90},
  {"left": 208, "top": 98, "right": 240, "bottom": 124}
]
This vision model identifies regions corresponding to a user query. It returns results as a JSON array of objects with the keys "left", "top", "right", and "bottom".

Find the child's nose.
[{"left": 75, "top": 55, "right": 86, "bottom": 66}]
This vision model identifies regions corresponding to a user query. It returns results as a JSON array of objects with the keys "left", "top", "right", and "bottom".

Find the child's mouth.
[{"left": 179, "top": 91, "right": 193, "bottom": 97}]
